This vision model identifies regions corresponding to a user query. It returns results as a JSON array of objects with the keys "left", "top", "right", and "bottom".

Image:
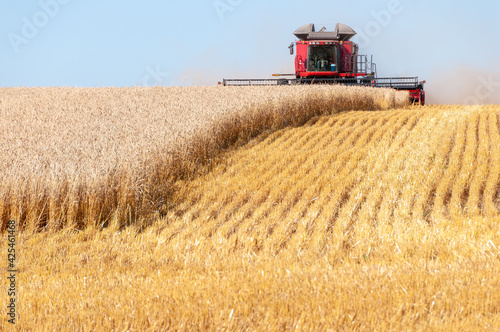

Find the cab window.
[{"left": 308, "top": 45, "right": 337, "bottom": 72}]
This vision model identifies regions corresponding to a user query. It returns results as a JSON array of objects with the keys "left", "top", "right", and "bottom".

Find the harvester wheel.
[{"left": 420, "top": 90, "right": 426, "bottom": 106}]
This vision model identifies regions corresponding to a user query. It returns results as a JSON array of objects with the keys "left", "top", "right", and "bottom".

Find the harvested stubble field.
[{"left": 1, "top": 86, "right": 500, "bottom": 331}]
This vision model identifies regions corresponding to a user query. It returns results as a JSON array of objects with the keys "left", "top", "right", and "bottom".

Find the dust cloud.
[{"left": 426, "top": 65, "right": 500, "bottom": 105}]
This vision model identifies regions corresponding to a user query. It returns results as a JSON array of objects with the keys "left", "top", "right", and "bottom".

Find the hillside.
[
  {"left": 3, "top": 104, "right": 500, "bottom": 331},
  {"left": 0, "top": 86, "right": 407, "bottom": 231}
]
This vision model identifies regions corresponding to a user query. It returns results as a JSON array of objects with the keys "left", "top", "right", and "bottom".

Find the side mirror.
[{"left": 289, "top": 43, "right": 294, "bottom": 55}]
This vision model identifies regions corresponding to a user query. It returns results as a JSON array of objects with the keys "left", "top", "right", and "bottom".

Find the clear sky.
[{"left": 1, "top": 0, "right": 499, "bottom": 103}]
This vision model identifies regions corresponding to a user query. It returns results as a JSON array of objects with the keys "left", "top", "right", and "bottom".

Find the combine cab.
[
  {"left": 292, "top": 23, "right": 374, "bottom": 81},
  {"left": 221, "top": 23, "right": 426, "bottom": 105}
]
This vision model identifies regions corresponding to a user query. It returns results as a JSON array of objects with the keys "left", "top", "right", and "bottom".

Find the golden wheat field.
[{"left": 1, "top": 86, "right": 500, "bottom": 331}]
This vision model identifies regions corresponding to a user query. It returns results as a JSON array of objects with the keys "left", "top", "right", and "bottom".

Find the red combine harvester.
[{"left": 221, "top": 23, "right": 426, "bottom": 105}]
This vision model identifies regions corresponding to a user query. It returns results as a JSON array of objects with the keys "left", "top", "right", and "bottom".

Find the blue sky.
[{"left": 1, "top": 0, "right": 499, "bottom": 103}]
